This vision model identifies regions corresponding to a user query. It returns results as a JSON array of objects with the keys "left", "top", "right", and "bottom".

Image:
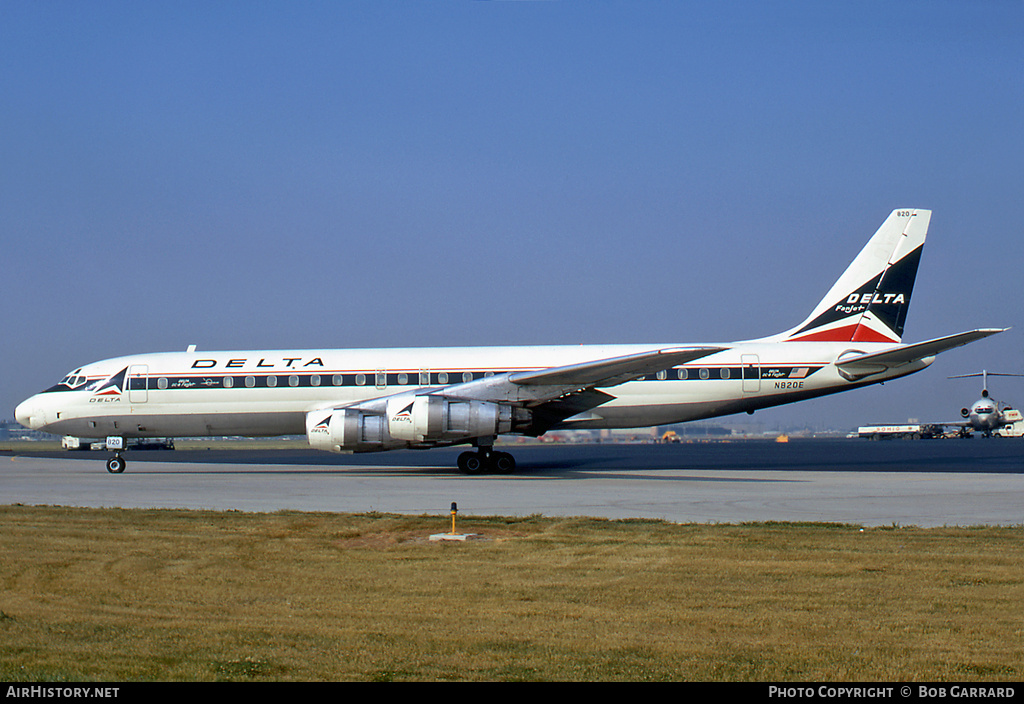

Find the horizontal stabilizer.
[
  {"left": 511, "top": 347, "right": 724, "bottom": 388},
  {"left": 948, "top": 371, "right": 1024, "bottom": 380},
  {"left": 837, "top": 328, "right": 1007, "bottom": 378}
]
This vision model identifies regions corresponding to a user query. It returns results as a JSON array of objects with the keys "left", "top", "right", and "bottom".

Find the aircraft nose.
[{"left": 15, "top": 398, "right": 40, "bottom": 430}]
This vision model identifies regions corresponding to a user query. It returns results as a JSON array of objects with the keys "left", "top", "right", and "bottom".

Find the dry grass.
[{"left": 1, "top": 505, "right": 1022, "bottom": 681}]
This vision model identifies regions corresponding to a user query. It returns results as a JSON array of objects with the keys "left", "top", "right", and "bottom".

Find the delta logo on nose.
[{"left": 92, "top": 367, "right": 127, "bottom": 397}]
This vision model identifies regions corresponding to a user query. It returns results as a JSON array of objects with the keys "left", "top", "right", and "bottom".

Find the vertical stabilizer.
[{"left": 780, "top": 209, "right": 930, "bottom": 343}]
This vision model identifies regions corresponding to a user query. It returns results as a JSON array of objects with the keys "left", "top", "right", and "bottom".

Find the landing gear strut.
[{"left": 457, "top": 447, "right": 516, "bottom": 475}]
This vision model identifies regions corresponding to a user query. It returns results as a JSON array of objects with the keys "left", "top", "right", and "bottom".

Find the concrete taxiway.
[{"left": 3, "top": 441, "right": 1023, "bottom": 527}]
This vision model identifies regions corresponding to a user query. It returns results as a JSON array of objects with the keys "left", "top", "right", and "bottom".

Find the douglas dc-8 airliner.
[{"left": 16, "top": 209, "right": 1004, "bottom": 474}]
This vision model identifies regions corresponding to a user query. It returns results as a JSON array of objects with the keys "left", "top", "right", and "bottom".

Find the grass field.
[{"left": 1, "top": 505, "right": 1022, "bottom": 681}]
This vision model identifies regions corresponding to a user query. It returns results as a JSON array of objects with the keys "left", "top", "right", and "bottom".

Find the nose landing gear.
[{"left": 105, "top": 436, "right": 126, "bottom": 474}]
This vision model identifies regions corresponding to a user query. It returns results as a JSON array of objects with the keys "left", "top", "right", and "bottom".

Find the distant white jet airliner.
[
  {"left": 16, "top": 209, "right": 1004, "bottom": 474},
  {"left": 946, "top": 371, "right": 1024, "bottom": 437}
]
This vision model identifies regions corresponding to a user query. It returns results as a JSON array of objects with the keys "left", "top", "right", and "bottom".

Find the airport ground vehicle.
[
  {"left": 858, "top": 409, "right": 1024, "bottom": 440},
  {"left": 857, "top": 424, "right": 946, "bottom": 440},
  {"left": 61, "top": 436, "right": 102, "bottom": 450}
]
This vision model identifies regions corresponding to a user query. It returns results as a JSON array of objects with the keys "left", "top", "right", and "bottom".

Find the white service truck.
[
  {"left": 61, "top": 436, "right": 104, "bottom": 451},
  {"left": 994, "top": 409, "right": 1024, "bottom": 437},
  {"left": 857, "top": 424, "right": 945, "bottom": 440}
]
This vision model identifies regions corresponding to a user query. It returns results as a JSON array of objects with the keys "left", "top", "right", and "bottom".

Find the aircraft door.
[
  {"left": 741, "top": 355, "right": 760, "bottom": 393},
  {"left": 128, "top": 365, "right": 148, "bottom": 403}
]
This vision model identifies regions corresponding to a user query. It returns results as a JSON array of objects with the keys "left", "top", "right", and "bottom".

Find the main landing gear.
[{"left": 456, "top": 447, "right": 516, "bottom": 475}]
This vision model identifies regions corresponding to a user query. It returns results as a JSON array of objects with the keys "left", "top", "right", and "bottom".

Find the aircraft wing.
[
  {"left": 442, "top": 345, "right": 724, "bottom": 434},
  {"left": 837, "top": 328, "right": 1006, "bottom": 379},
  {"left": 331, "top": 346, "right": 724, "bottom": 431},
  {"left": 509, "top": 346, "right": 725, "bottom": 388}
]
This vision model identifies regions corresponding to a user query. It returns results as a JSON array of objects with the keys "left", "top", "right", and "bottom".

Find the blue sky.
[{"left": 2, "top": 1, "right": 1022, "bottom": 431}]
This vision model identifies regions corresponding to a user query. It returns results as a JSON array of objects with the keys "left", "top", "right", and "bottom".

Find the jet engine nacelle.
[
  {"left": 306, "top": 407, "right": 403, "bottom": 453},
  {"left": 306, "top": 395, "right": 530, "bottom": 453},
  {"left": 386, "top": 394, "right": 523, "bottom": 444},
  {"left": 961, "top": 407, "right": 970, "bottom": 418}
]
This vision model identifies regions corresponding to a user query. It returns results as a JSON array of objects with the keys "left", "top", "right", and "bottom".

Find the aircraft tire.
[
  {"left": 458, "top": 451, "right": 485, "bottom": 475},
  {"left": 106, "top": 455, "right": 126, "bottom": 474},
  {"left": 492, "top": 451, "right": 516, "bottom": 474}
]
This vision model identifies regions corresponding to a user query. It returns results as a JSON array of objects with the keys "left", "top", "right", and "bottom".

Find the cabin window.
[
  {"left": 438, "top": 372, "right": 449, "bottom": 384},
  {"left": 419, "top": 371, "right": 430, "bottom": 385},
  {"left": 720, "top": 368, "right": 731, "bottom": 380},
  {"left": 699, "top": 368, "right": 710, "bottom": 380},
  {"left": 332, "top": 374, "right": 343, "bottom": 386},
  {"left": 157, "top": 377, "right": 168, "bottom": 390},
  {"left": 462, "top": 372, "right": 473, "bottom": 383},
  {"left": 656, "top": 370, "right": 667, "bottom": 381},
  {"left": 224, "top": 376, "right": 234, "bottom": 388},
  {"left": 267, "top": 376, "right": 278, "bottom": 388},
  {"left": 355, "top": 374, "right": 366, "bottom": 386},
  {"left": 677, "top": 369, "right": 688, "bottom": 380},
  {"left": 245, "top": 376, "right": 256, "bottom": 388},
  {"left": 310, "top": 374, "right": 321, "bottom": 387},
  {"left": 397, "top": 373, "right": 408, "bottom": 385}
]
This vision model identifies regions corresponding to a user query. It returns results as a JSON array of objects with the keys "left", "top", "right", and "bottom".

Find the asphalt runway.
[{"left": 3, "top": 440, "right": 1023, "bottom": 527}]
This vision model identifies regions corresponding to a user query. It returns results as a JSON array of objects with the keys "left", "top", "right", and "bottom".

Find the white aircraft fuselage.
[{"left": 15, "top": 340, "right": 929, "bottom": 440}]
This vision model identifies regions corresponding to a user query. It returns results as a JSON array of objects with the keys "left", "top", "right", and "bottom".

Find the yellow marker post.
[{"left": 430, "top": 501, "right": 474, "bottom": 542}]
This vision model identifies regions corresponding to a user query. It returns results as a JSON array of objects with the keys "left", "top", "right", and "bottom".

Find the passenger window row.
[{"left": 125, "top": 367, "right": 754, "bottom": 390}]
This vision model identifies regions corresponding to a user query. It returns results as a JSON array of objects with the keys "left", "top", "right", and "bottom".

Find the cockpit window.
[{"left": 60, "top": 369, "right": 87, "bottom": 388}]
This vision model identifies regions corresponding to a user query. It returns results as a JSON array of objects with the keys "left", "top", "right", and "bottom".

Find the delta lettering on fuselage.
[{"left": 191, "top": 357, "right": 325, "bottom": 369}]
